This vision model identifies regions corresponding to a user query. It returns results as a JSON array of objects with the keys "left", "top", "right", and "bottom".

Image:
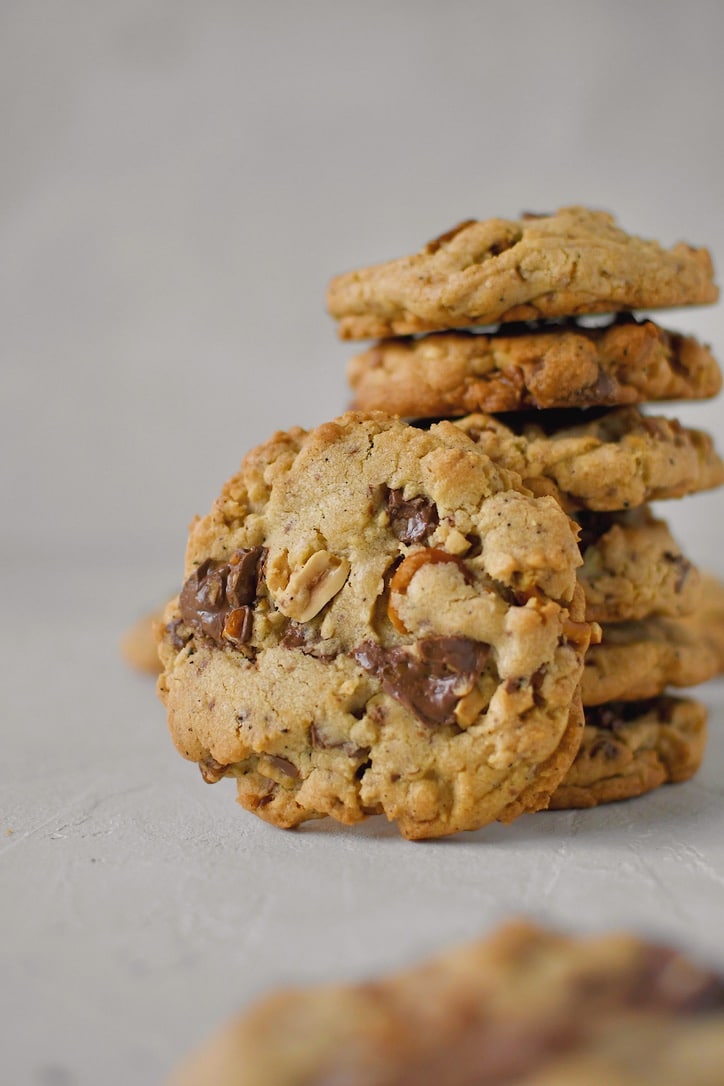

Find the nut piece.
[
  {"left": 454, "top": 686, "right": 486, "bottom": 727},
  {"left": 270, "top": 550, "right": 351, "bottom": 622},
  {"left": 388, "top": 549, "right": 469, "bottom": 633}
]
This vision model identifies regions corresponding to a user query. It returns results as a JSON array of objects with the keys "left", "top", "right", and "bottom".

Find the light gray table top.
[{"left": 3, "top": 4, "right": 724, "bottom": 1084}]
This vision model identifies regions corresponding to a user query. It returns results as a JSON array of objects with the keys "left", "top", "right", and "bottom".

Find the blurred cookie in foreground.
[
  {"left": 348, "top": 317, "right": 721, "bottom": 417},
  {"left": 327, "top": 206, "right": 718, "bottom": 339},
  {"left": 120, "top": 607, "right": 164, "bottom": 675},
  {"left": 168, "top": 920, "right": 724, "bottom": 1086},
  {"left": 549, "top": 696, "right": 707, "bottom": 810}
]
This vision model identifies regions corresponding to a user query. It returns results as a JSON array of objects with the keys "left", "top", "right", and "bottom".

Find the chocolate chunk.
[
  {"left": 179, "top": 548, "right": 266, "bottom": 648},
  {"left": 504, "top": 669, "right": 546, "bottom": 703},
  {"left": 268, "top": 755, "right": 299, "bottom": 779},
  {"left": 583, "top": 368, "right": 618, "bottom": 405},
  {"left": 199, "top": 755, "right": 229, "bottom": 784},
  {"left": 588, "top": 735, "right": 622, "bottom": 762},
  {"left": 226, "top": 549, "right": 265, "bottom": 607},
  {"left": 279, "top": 621, "right": 336, "bottom": 661},
  {"left": 166, "top": 617, "right": 191, "bottom": 651},
  {"left": 280, "top": 621, "right": 308, "bottom": 649},
  {"left": 385, "top": 488, "right": 439, "bottom": 545},
  {"left": 310, "top": 722, "right": 368, "bottom": 758},
  {"left": 352, "top": 637, "right": 490, "bottom": 728},
  {"left": 465, "top": 533, "right": 483, "bottom": 558},
  {"left": 663, "top": 551, "right": 693, "bottom": 593}
]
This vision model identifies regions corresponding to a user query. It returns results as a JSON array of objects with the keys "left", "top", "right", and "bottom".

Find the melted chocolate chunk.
[
  {"left": 179, "top": 548, "right": 266, "bottom": 648},
  {"left": 385, "top": 488, "right": 439, "bottom": 545},
  {"left": 352, "top": 637, "right": 490, "bottom": 727}
]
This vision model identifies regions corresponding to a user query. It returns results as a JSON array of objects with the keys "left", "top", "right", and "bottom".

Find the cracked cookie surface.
[
  {"left": 157, "top": 411, "right": 591, "bottom": 839},
  {"left": 549, "top": 696, "right": 707, "bottom": 809},
  {"left": 169, "top": 920, "right": 724, "bottom": 1086},
  {"left": 327, "top": 206, "right": 718, "bottom": 339},
  {"left": 347, "top": 317, "right": 721, "bottom": 416},
  {"left": 454, "top": 406, "right": 724, "bottom": 512}
]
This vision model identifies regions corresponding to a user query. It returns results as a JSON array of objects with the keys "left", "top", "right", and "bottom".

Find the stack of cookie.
[
  {"left": 329, "top": 206, "right": 724, "bottom": 813},
  {"left": 156, "top": 206, "right": 724, "bottom": 839}
]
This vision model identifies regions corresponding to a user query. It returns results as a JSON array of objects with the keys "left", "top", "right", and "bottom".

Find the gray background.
[{"left": 2, "top": 2, "right": 724, "bottom": 1084}]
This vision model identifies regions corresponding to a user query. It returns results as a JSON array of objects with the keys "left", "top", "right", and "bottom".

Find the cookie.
[
  {"left": 548, "top": 696, "right": 707, "bottom": 810},
  {"left": 157, "top": 411, "right": 593, "bottom": 840},
  {"left": 581, "top": 613, "right": 722, "bottom": 706},
  {"left": 454, "top": 406, "right": 724, "bottom": 512},
  {"left": 168, "top": 920, "right": 724, "bottom": 1086},
  {"left": 120, "top": 607, "right": 164, "bottom": 674},
  {"left": 327, "top": 206, "right": 718, "bottom": 339},
  {"left": 575, "top": 508, "right": 700, "bottom": 624},
  {"left": 347, "top": 317, "right": 722, "bottom": 416}
]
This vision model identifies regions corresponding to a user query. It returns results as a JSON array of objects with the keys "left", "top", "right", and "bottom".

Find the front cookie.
[{"left": 158, "top": 412, "right": 591, "bottom": 839}]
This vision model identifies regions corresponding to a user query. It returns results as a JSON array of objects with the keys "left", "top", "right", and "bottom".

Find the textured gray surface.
[{"left": 2, "top": 3, "right": 724, "bottom": 1084}]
